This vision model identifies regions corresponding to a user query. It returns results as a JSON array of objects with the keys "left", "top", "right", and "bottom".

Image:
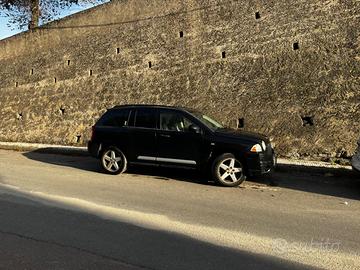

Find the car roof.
[{"left": 110, "top": 104, "right": 194, "bottom": 113}]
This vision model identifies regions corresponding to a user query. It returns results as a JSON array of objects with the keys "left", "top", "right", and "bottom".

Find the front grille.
[
  {"left": 259, "top": 158, "right": 273, "bottom": 170},
  {"left": 262, "top": 143, "right": 273, "bottom": 157}
]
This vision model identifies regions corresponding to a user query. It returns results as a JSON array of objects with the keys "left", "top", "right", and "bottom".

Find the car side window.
[
  {"left": 98, "top": 109, "right": 130, "bottom": 127},
  {"left": 134, "top": 108, "right": 157, "bottom": 129},
  {"left": 160, "top": 111, "right": 194, "bottom": 132}
]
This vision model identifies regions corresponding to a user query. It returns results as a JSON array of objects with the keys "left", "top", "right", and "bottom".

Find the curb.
[
  {"left": 0, "top": 141, "right": 354, "bottom": 173},
  {"left": 275, "top": 159, "right": 353, "bottom": 176},
  {"left": 276, "top": 158, "right": 352, "bottom": 171},
  {"left": 0, "top": 142, "right": 88, "bottom": 156}
]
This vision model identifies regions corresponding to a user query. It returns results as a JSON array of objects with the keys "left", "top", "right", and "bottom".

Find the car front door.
[
  {"left": 156, "top": 109, "right": 205, "bottom": 167},
  {"left": 128, "top": 108, "right": 158, "bottom": 163}
]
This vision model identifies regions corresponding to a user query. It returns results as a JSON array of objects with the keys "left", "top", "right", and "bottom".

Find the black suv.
[
  {"left": 352, "top": 138, "right": 360, "bottom": 172},
  {"left": 88, "top": 105, "right": 275, "bottom": 187}
]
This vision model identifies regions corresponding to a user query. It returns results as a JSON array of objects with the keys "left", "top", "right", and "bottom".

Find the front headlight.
[
  {"left": 262, "top": 141, "right": 266, "bottom": 151},
  {"left": 250, "top": 141, "right": 266, "bottom": 153},
  {"left": 250, "top": 144, "right": 262, "bottom": 153}
]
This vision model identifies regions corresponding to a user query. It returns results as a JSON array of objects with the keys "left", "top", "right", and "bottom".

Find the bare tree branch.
[{"left": 0, "top": 0, "right": 107, "bottom": 30}]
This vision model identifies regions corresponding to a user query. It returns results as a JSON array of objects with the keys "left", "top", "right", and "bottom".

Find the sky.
[{"left": 0, "top": 2, "right": 109, "bottom": 40}]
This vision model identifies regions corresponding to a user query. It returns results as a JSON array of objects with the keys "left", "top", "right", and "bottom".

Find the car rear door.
[{"left": 127, "top": 108, "right": 158, "bottom": 163}]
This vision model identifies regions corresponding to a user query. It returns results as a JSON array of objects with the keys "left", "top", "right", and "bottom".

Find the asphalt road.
[{"left": 0, "top": 149, "right": 359, "bottom": 270}]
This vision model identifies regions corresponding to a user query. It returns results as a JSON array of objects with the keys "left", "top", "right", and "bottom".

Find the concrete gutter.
[{"left": 0, "top": 141, "right": 354, "bottom": 172}]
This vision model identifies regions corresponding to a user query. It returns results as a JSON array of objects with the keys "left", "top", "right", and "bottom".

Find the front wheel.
[
  {"left": 212, "top": 153, "right": 246, "bottom": 187},
  {"left": 101, "top": 147, "right": 127, "bottom": 175}
]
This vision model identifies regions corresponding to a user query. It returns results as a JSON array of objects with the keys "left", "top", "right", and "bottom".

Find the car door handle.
[{"left": 159, "top": 134, "right": 171, "bottom": 138}]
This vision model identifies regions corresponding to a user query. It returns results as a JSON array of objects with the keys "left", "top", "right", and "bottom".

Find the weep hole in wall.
[
  {"left": 238, "top": 118, "right": 245, "bottom": 128},
  {"left": 301, "top": 116, "right": 314, "bottom": 126}
]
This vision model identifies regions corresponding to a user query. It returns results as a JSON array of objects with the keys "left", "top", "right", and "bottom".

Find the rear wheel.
[
  {"left": 101, "top": 147, "right": 127, "bottom": 175},
  {"left": 212, "top": 153, "right": 246, "bottom": 187}
]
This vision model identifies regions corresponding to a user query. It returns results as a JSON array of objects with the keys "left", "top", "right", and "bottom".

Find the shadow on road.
[
  {"left": 22, "top": 149, "right": 360, "bottom": 200},
  {"left": 261, "top": 165, "right": 360, "bottom": 200},
  {"left": 22, "top": 149, "right": 211, "bottom": 185},
  {"left": 0, "top": 185, "right": 317, "bottom": 270},
  {"left": 23, "top": 149, "right": 101, "bottom": 173}
]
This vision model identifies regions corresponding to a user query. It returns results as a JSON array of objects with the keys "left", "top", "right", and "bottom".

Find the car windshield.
[{"left": 190, "top": 110, "right": 224, "bottom": 130}]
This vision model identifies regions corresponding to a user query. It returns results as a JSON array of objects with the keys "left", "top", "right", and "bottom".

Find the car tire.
[
  {"left": 100, "top": 147, "right": 127, "bottom": 175},
  {"left": 211, "top": 153, "right": 246, "bottom": 187}
]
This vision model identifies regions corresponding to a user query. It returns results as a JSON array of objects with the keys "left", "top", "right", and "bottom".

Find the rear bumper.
[
  {"left": 87, "top": 140, "right": 101, "bottom": 158},
  {"left": 246, "top": 149, "right": 276, "bottom": 176}
]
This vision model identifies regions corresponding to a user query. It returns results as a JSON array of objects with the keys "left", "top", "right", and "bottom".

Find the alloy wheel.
[
  {"left": 102, "top": 150, "right": 123, "bottom": 173},
  {"left": 218, "top": 158, "right": 243, "bottom": 183}
]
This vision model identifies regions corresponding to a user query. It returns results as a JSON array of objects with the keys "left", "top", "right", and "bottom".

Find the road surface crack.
[{"left": 0, "top": 230, "right": 153, "bottom": 270}]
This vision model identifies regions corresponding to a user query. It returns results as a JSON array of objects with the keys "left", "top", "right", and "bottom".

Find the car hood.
[{"left": 214, "top": 128, "right": 269, "bottom": 143}]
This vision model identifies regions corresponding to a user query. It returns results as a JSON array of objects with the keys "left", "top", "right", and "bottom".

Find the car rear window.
[
  {"left": 97, "top": 109, "right": 130, "bottom": 127},
  {"left": 134, "top": 108, "right": 156, "bottom": 129}
]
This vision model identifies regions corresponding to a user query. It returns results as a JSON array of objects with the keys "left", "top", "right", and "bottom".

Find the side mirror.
[{"left": 189, "top": 124, "right": 201, "bottom": 134}]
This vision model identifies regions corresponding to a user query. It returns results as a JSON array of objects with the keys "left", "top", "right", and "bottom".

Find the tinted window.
[
  {"left": 97, "top": 109, "right": 130, "bottom": 127},
  {"left": 160, "top": 111, "right": 194, "bottom": 132},
  {"left": 134, "top": 108, "right": 156, "bottom": 129}
]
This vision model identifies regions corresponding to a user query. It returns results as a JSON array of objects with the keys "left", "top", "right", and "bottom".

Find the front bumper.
[
  {"left": 351, "top": 153, "right": 360, "bottom": 172},
  {"left": 246, "top": 148, "right": 276, "bottom": 176}
]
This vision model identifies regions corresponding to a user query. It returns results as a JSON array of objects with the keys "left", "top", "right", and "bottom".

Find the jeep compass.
[{"left": 88, "top": 105, "right": 275, "bottom": 187}]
